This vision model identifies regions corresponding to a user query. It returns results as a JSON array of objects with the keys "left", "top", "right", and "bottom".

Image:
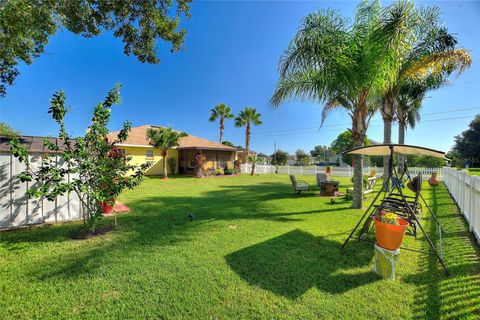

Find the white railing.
[
  {"left": 443, "top": 167, "right": 480, "bottom": 243},
  {"left": 241, "top": 164, "right": 444, "bottom": 180}
]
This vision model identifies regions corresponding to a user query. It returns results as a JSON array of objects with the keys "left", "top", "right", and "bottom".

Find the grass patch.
[{"left": 1, "top": 174, "right": 479, "bottom": 319}]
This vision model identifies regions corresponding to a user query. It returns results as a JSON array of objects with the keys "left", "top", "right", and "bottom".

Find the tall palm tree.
[
  {"left": 147, "top": 127, "right": 187, "bottom": 179},
  {"left": 271, "top": 1, "right": 414, "bottom": 208},
  {"left": 379, "top": 10, "right": 471, "bottom": 179},
  {"left": 235, "top": 107, "right": 262, "bottom": 163},
  {"left": 209, "top": 103, "right": 234, "bottom": 143}
]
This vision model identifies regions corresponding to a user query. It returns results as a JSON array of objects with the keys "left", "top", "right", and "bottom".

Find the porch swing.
[{"left": 340, "top": 144, "right": 449, "bottom": 275}]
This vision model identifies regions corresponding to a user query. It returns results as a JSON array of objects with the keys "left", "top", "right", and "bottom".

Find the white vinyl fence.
[
  {"left": 0, "top": 152, "right": 83, "bottom": 229},
  {"left": 241, "top": 164, "right": 444, "bottom": 180},
  {"left": 443, "top": 167, "right": 480, "bottom": 242}
]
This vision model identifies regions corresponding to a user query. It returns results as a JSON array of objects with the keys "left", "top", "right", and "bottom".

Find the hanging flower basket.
[{"left": 374, "top": 212, "right": 408, "bottom": 250}]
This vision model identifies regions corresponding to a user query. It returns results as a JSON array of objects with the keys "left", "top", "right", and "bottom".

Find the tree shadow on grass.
[
  {"left": 404, "top": 183, "right": 480, "bottom": 319},
  {"left": 1, "top": 180, "right": 358, "bottom": 281},
  {"left": 225, "top": 229, "right": 378, "bottom": 299}
]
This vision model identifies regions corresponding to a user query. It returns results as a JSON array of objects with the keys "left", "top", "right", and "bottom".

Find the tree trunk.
[
  {"left": 351, "top": 100, "right": 368, "bottom": 209},
  {"left": 244, "top": 123, "right": 250, "bottom": 163},
  {"left": 398, "top": 121, "right": 406, "bottom": 172},
  {"left": 382, "top": 116, "right": 392, "bottom": 180},
  {"left": 163, "top": 150, "right": 168, "bottom": 179},
  {"left": 251, "top": 162, "right": 255, "bottom": 175},
  {"left": 381, "top": 94, "right": 394, "bottom": 183},
  {"left": 219, "top": 117, "right": 224, "bottom": 143}
]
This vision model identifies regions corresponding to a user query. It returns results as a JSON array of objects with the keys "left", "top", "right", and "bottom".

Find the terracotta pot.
[
  {"left": 101, "top": 200, "right": 114, "bottom": 214},
  {"left": 374, "top": 216, "right": 408, "bottom": 250}
]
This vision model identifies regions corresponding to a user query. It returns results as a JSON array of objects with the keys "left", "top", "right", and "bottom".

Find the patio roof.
[{"left": 344, "top": 144, "right": 448, "bottom": 159}]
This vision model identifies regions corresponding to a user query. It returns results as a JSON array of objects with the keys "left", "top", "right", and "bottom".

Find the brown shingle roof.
[
  {"left": 106, "top": 125, "right": 237, "bottom": 151},
  {"left": 0, "top": 135, "right": 66, "bottom": 153}
]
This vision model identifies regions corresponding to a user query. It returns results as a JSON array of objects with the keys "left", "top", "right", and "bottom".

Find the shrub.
[{"left": 214, "top": 168, "right": 224, "bottom": 175}]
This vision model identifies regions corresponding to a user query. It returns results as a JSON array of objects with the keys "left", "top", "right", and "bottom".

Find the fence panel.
[
  {"left": 443, "top": 167, "right": 480, "bottom": 243},
  {"left": 0, "top": 152, "right": 82, "bottom": 229},
  {"left": 241, "top": 164, "right": 442, "bottom": 179}
]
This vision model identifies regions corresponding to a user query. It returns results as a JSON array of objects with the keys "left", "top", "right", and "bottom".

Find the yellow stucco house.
[{"left": 107, "top": 125, "right": 237, "bottom": 176}]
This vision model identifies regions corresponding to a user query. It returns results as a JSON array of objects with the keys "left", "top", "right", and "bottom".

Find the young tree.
[
  {"left": 147, "top": 127, "right": 187, "bottom": 179},
  {"left": 209, "top": 103, "right": 234, "bottom": 143},
  {"left": 271, "top": 2, "right": 416, "bottom": 208},
  {"left": 247, "top": 154, "right": 264, "bottom": 176},
  {"left": 0, "top": 0, "right": 191, "bottom": 96},
  {"left": 8, "top": 84, "right": 149, "bottom": 233},
  {"left": 234, "top": 107, "right": 262, "bottom": 162},
  {"left": 0, "top": 122, "right": 20, "bottom": 136}
]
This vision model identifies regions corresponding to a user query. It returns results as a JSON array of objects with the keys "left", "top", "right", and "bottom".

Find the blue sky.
[{"left": 1, "top": 1, "right": 479, "bottom": 155}]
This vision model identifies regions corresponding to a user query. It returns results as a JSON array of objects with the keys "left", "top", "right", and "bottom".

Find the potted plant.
[{"left": 373, "top": 211, "right": 409, "bottom": 250}]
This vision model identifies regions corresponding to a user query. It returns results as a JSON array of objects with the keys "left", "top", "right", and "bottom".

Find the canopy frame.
[{"left": 340, "top": 145, "right": 448, "bottom": 275}]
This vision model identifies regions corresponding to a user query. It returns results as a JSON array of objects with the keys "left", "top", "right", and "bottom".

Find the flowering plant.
[{"left": 379, "top": 210, "right": 399, "bottom": 226}]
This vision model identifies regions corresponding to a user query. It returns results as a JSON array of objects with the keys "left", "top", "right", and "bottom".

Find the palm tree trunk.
[
  {"left": 398, "top": 121, "right": 406, "bottom": 172},
  {"left": 351, "top": 106, "right": 366, "bottom": 209},
  {"left": 381, "top": 94, "right": 394, "bottom": 182},
  {"left": 244, "top": 123, "right": 250, "bottom": 163},
  {"left": 219, "top": 117, "right": 224, "bottom": 143},
  {"left": 251, "top": 162, "right": 255, "bottom": 175},
  {"left": 163, "top": 150, "right": 168, "bottom": 179},
  {"left": 382, "top": 116, "right": 392, "bottom": 179}
]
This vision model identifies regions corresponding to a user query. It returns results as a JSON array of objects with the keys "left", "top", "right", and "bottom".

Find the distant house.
[
  {"left": 107, "top": 125, "right": 237, "bottom": 175},
  {"left": 235, "top": 146, "right": 256, "bottom": 163}
]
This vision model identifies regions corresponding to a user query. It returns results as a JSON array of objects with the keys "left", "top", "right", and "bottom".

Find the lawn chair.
[
  {"left": 316, "top": 173, "right": 328, "bottom": 187},
  {"left": 346, "top": 176, "right": 378, "bottom": 198},
  {"left": 289, "top": 174, "right": 310, "bottom": 194}
]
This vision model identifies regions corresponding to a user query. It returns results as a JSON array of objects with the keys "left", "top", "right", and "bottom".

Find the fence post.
[
  {"left": 300, "top": 166, "right": 303, "bottom": 175},
  {"left": 348, "top": 165, "right": 351, "bottom": 177},
  {"left": 287, "top": 165, "right": 290, "bottom": 175},
  {"left": 314, "top": 165, "right": 317, "bottom": 175}
]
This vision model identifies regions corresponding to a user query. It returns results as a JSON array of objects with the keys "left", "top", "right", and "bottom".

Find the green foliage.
[
  {"left": 310, "top": 145, "right": 335, "bottom": 162},
  {"left": 0, "top": 122, "right": 20, "bottom": 136},
  {"left": 214, "top": 168, "right": 224, "bottom": 175},
  {"left": 452, "top": 115, "right": 480, "bottom": 167},
  {"left": 147, "top": 127, "right": 187, "bottom": 153},
  {"left": 407, "top": 155, "right": 446, "bottom": 168},
  {"left": 8, "top": 84, "right": 150, "bottom": 232},
  {"left": 234, "top": 107, "right": 263, "bottom": 128},
  {"left": 209, "top": 103, "right": 234, "bottom": 143},
  {"left": 294, "top": 149, "right": 310, "bottom": 166},
  {"left": 0, "top": 0, "right": 191, "bottom": 96},
  {"left": 270, "top": 149, "right": 289, "bottom": 165},
  {"left": 221, "top": 140, "right": 235, "bottom": 147}
]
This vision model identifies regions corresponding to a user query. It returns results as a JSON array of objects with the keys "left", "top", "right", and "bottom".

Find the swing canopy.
[{"left": 343, "top": 144, "right": 448, "bottom": 160}]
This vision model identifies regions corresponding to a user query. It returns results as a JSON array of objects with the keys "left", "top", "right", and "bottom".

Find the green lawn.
[
  {"left": 468, "top": 168, "right": 480, "bottom": 176},
  {"left": 1, "top": 175, "right": 479, "bottom": 319}
]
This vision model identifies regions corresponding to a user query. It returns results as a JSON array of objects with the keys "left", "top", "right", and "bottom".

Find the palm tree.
[
  {"left": 271, "top": 1, "right": 414, "bottom": 208},
  {"left": 147, "top": 127, "right": 187, "bottom": 179},
  {"left": 209, "top": 103, "right": 234, "bottom": 143},
  {"left": 247, "top": 154, "right": 264, "bottom": 176},
  {"left": 379, "top": 16, "right": 471, "bottom": 179},
  {"left": 235, "top": 107, "right": 262, "bottom": 162}
]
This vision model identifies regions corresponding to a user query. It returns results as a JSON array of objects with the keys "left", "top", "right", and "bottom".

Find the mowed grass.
[
  {"left": 1, "top": 174, "right": 479, "bottom": 319},
  {"left": 468, "top": 168, "right": 480, "bottom": 176}
]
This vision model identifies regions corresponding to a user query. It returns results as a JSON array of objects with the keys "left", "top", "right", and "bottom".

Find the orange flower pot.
[
  {"left": 101, "top": 200, "right": 114, "bottom": 214},
  {"left": 374, "top": 216, "right": 409, "bottom": 250}
]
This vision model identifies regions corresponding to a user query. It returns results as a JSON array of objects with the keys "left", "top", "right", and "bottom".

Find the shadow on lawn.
[
  {"left": 0, "top": 180, "right": 356, "bottom": 280},
  {"left": 405, "top": 184, "right": 480, "bottom": 319},
  {"left": 225, "top": 229, "right": 378, "bottom": 298}
]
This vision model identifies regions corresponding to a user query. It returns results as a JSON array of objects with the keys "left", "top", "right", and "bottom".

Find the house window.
[{"left": 146, "top": 150, "right": 154, "bottom": 158}]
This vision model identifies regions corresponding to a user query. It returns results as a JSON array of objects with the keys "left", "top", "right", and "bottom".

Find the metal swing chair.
[{"left": 340, "top": 144, "right": 449, "bottom": 275}]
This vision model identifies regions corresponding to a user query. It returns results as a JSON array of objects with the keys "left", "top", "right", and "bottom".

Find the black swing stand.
[{"left": 340, "top": 144, "right": 449, "bottom": 276}]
